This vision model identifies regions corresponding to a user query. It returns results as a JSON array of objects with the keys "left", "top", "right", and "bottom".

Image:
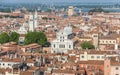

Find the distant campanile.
[
  {"left": 68, "top": 6, "right": 74, "bottom": 16},
  {"left": 34, "top": 10, "right": 38, "bottom": 28},
  {"left": 29, "top": 11, "right": 38, "bottom": 32}
]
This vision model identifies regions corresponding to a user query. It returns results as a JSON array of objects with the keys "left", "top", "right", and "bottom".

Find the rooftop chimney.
[
  {"left": 116, "top": 57, "right": 119, "bottom": 62},
  {"left": 115, "top": 44, "right": 118, "bottom": 50}
]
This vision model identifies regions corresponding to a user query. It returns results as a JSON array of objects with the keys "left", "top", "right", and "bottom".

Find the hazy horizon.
[{"left": 1, "top": 0, "right": 120, "bottom": 3}]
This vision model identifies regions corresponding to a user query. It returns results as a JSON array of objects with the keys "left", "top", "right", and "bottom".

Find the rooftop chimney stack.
[{"left": 115, "top": 43, "right": 118, "bottom": 50}]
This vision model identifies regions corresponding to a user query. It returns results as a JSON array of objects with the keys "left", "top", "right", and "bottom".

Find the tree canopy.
[
  {"left": 24, "top": 31, "right": 47, "bottom": 46},
  {"left": 88, "top": 8, "right": 109, "bottom": 15},
  {"left": 0, "top": 31, "right": 47, "bottom": 45},
  {"left": 0, "top": 32, "right": 9, "bottom": 44},
  {"left": 9, "top": 32, "right": 20, "bottom": 42},
  {"left": 81, "top": 41, "right": 95, "bottom": 49},
  {"left": 36, "top": 31, "right": 47, "bottom": 45}
]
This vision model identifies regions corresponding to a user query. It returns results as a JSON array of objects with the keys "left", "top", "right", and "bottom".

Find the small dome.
[{"left": 63, "top": 26, "right": 72, "bottom": 35}]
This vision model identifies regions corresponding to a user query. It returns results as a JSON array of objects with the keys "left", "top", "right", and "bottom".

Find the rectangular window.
[
  {"left": 81, "top": 56, "right": 84, "bottom": 58},
  {"left": 102, "top": 41, "right": 104, "bottom": 43},
  {"left": 106, "top": 41, "right": 108, "bottom": 43},
  {"left": 102, "top": 56, "right": 104, "bottom": 59},
  {"left": 97, "top": 56, "right": 100, "bottom": 59},
  {"left": 60, "top": 36, "right": 62, "bottom": 39},
  {"left": 53, "top": 44, "right": 55, "bottom": 48},
  {"left": 113, "top": 41, "right": 115, "bottom": 43},
  {"left": 59, "top": 44, "right": 65, "bottom": 48},
  {"left": 116, "top": 67, "right": 119, "bottom": 70},
  {"left": 91, "top": 56, "right": 94, "bottom": 59},
  {"left": 110, "top": 41, "right": 111, "bottom": 43},
  {"left": 69, "top": 45, "right": 71, "bottom": 48},
  {"left": 94, "top": 35, "right": 97, "bottom": 37}
]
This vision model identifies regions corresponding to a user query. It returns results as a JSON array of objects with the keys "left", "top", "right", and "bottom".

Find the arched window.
[
  {"left": 69, "top": 45, "right": 71, "bottom": 48},
  {"left": 53, "top": 44, "right": 55, "bottom": 48}
]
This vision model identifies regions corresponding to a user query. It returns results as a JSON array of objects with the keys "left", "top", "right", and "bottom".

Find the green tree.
[
  {"left": 88, "top": 8, "right": 109, "bottom": 14},
  {"left": 9, "top": 32, "right": 20, "bottom": 42},
  {"left": 24, "top": 31, "right": 47, "bottom": 46},
  {"left": 37, "top": 31, "right": 47, "bottom": 46},
  {"left": 81, "top": 41, "right": 95, "bottom": 49},
  {"left": 24, "top": 32, "right": 37, "bottom": 44},
  {"left": 0, "top": 32, "right": 9, "bottom": 44}
]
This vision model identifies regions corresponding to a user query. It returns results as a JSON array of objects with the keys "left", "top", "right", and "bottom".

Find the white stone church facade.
[{"left": 51, "top": 26, "right": 73, "bottom": 53}]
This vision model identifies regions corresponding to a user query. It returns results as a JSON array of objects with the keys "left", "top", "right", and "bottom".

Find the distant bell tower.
[
  {"left": 68, "top": 6, "right": 74, "bottom": 16},
  {"left": 34, "top": 10, "right": 38, "bottom": 28},
  {"left": 79, "top": 8, "right": 82, "bottom": 16},
  {"left": 28, "top": 11, "right": 38, "bottom": 32},
  {"left": 29, "top": 13, "right": 34, "bottom": 32},
  {"left": 92, "top": 33, "right": 99, "bottom": 49},
  {"left": 79, "top": 8, "right": 82, "bottom": 13}
]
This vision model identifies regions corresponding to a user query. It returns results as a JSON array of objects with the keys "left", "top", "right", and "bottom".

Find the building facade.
[{"left": 51, "top": 26, "right": 73, "bottom": 53}]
